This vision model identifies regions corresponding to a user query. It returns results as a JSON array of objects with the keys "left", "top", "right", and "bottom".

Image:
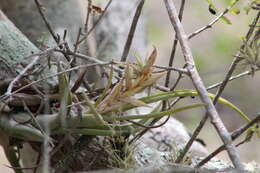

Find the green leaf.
[
  {"left": 103, "top": 89, "right": 251, "bottom": 124},
  {"left": 205, "top": 0, "right": 218, "bottom": 15},
  {"left": 230, "top": 8, "right": 240, "bottom": 15},
  {"left": 134, "top": 52, "right": 144, "bottom": 69},
  {"left": 220, "top": 16, "right": 232, "bottom": 24},
  {"left": 0, "top": 113, "right": 46, "bottom": 142},
  {"left": 57, "top": 63, "right": 72, "bottom": 123},
  {"left": 245, "top": 124, "right": 260, "bottom": 142},
  {"left": 104, "top": 104, "right": 205, "bottom": 121},
  {"left": 244, "top": 5, "right": 251, "bottom": 14},
  {"left": 209, "top": 5, "right": 217, "bottom": 15}
]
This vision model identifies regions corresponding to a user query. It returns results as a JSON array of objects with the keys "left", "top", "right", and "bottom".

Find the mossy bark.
[{"left": 0, "top": 11, "right": 39, "bottom": 81}]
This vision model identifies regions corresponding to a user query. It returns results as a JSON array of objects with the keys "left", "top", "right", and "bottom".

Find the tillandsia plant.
[
  {"left": 0, "top": 47, "right": 259, "bottom": 173},
  {"left": 0, "top": 48, "right": 257, "bottom": 143}
]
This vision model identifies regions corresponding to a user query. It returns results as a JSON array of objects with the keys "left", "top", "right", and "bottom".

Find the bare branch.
[
  {"left": 165, "top": 0, "right": 186, "bottom": 87},
  {"left": 197, "top": 114, "right": 260, "bottom": 167},
  {"left": 163, "top": 0, "right": 244, "bottom": 169},
  {"left": 34, "top": 0, "right": 58, "bottom": 43},
  {"left": 0, "top": 62, "right": 111, "bottom": 102},
  {"left": 120, "top": 0, "right": 145, "bottom": 62},
  {"left": 207, "top": 68, "right": 260, "bottom": 90}
]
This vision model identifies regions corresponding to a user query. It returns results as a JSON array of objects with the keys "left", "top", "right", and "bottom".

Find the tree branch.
[
  {"left": 163, "top": 0, "right": 244, "bottom": 170},
  {"left": 197, "top": 114, "right": 260, "bottom": 167},
  {"left": 120, "top": 0, "right": 145, "bottom": 62}
]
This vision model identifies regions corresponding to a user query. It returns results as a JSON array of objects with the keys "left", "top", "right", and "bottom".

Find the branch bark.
[{"left": 163, "top": 0, "right": 244, "bottom": 170}]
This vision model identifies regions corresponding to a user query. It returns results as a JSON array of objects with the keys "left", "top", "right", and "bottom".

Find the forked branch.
[{"left": 163, "top": 0, "right": 244, "bottom": 170}]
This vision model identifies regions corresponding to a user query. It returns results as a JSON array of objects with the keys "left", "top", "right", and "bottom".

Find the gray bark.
[
  {"left": 0, "top": 11, "right": 39, "bottom": 81},
  {"left": 0, "top": 10, "right": 53, "bottom": 173}
]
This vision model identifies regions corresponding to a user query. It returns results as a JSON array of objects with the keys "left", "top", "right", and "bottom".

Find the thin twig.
[
  {"left": 164, "top": 0, "right": 244, "bottom": 169},
  {"left": 76, "top": 0, "right": 96, "bottom": 92},
  {"left": 127, "top": 116, "right": 170, "bottom": 129},
  {"left": 165, "top": 0, "right": 186, "bottom": 87},
  {"left": 69, "top": 28, "right": 93, "bottom": 92},
  {"left": 163, "top": 0, "right": 186, "bottom": 113},
  {"left": 50, "top": 136, "right": 70, "bottom": 157},
  {"left": 207, "top": 68, "right": 260, "bottom": 90},
  {"left": 120, "top": 0, "right": 145, "bottom": 62},
  {"left": 62, "top": 50, "right": 188, "bottom": 75},
  {"left": 61, "top": 51, "right": 123, "bottom": 74},
  {"left": 34, "top": 0, "right": 58, "bottom": 42},
  {"left": 156, "top": 68, "right": 260, "bottom": 92},
  {"left": 170, "top": 64, "right": 188, "bottom": 91},
  {"left": 59, "top": 50, "right": 106, "bottom": 65},
  {"left": 78, "top": 0, "right": 113, "bottom": 45},
  {"left": 6, "top": 56, "right": 40, "bottom": 97},
  {"left": 129, "top": 115, "right": 171, "bottom": 145},
  {"left": 170, "top": 72, "right": 183, "bottom": 91},
  {"left": 188, "top": 0, "right": 239, "bottom": 39},
  {"left": 153, "top": 65, "right": 188, "bottom": 74},
  {"left": 22, "top": 100, "right": 46, "bottom": 136},
  {"left": 196, "top": 114, "right": 260, "bottom": 167},
  {"left": 34, "top": 0, "right": 76, "bottom": 65},
  {"left": 5, "top": 45, "right": 59, "bottom": 98},
  {"left": 4, "top": 164, "right": 39, "bottom": 171},
  {"left": 60, "top": 49, "right": 188, "bottom": 74},
  {"left": 71, "top": 70, "right": 89, "bottom": 93},
  {"left": 70, "top": 28, "right": 82, "bottom": 67},
  {"left": 84, "top": 0, "right": 92, "bottom": 33},
  {"left": 169, "top": 97, "right": 182, "bottom": 109},
  {"left": 0, "top": 62, "right": 111, "bottom": 102},
  {"left": 87, "top": 0, "right": 112, "bottom": 35}
]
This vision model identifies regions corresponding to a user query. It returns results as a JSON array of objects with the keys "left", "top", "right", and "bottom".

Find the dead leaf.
[{"left": 91, "top": 5, "right": 104, "bottom": 14}]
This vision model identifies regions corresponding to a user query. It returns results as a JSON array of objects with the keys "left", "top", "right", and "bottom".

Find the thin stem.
[
  {"left": 81, "top": 93, "right": 106, "bottom": 125},
  {"left": 0, "top": 62, "right": 111, "bottom": 102},
  {"left": 34, "top": 0, "right": 58, "bottom": 42},
  {"left": 206, "top": 68, "right": 260, "bottom": 90},
  {"left": 34, "top": 0, "right": 72, "bottom": 63},
  {"left": 165, "top": 0, "right": 186, "bottom": 87},
  {"left": 120, "top": 0, "right": 145, "bottom": 62},
  {"left": 196, "top": 114, "right": 260, "bottom": 167},
  {"left": 84, "top": 0, "right": 92, "bottom": 33}
]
